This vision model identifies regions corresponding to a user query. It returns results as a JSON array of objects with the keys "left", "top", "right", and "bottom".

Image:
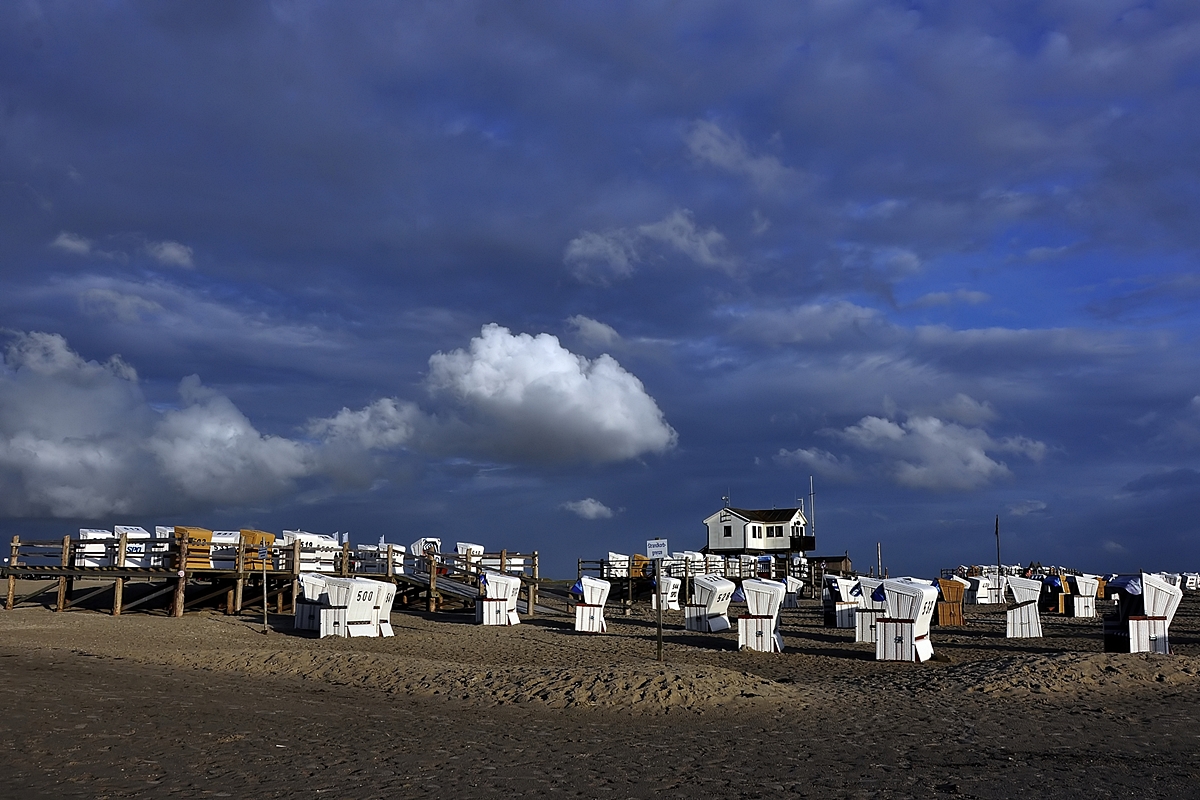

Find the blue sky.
[{"left": 2, "top": 1, "right": 1199, "bottom": 577}]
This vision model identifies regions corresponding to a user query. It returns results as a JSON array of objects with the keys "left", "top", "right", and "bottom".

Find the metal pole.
[
  {"left": 995, "top": 514, "right": 1001, "bottom": 600},
  {"left": 877, "top": 542, "right": 882, "bottom": 577},
  {"left": 655, "top": 557, "right": 663, "bottom": 662}
]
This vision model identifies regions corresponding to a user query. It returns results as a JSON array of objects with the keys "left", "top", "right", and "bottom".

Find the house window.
[
  {"left": 753, "top": 525, "right": 762, "bottom": 539},
  {"left": 723, "top": 525, "right": 731, "bottom": 538}
]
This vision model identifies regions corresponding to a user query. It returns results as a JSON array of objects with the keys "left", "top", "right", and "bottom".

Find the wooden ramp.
[{"left": 396, "top": 569, "right": 568, "bottom": 617}]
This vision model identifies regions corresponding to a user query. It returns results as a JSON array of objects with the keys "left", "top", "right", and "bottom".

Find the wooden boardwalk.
[{"left": 2, "top": 532, "right": 565, "bottom": 618}]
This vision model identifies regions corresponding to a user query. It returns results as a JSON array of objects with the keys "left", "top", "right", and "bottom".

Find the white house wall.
[
  {"left": 704, "top": 509, "right": 807, "bottom": 553},
  {"left": 705, "top": 512, "right": 746, "bottom": 550}
]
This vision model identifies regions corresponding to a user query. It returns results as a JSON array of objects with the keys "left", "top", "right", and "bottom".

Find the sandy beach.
[{"left": 3, "top": 593, "right": 1200, "bottom": 798}]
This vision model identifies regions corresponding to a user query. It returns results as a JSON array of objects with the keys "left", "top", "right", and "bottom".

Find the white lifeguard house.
[{"left": 702, "top": 506, "right": 813, "bottom": 556}]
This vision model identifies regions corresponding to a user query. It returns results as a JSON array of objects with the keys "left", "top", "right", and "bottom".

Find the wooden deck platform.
[{"left": 2, "top": 533, "right": 564, "bottom": 619}]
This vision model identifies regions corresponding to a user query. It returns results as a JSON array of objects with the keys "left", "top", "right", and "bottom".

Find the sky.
[{"left": 2, "top": 1, "right": 1199, "bottom": 578}]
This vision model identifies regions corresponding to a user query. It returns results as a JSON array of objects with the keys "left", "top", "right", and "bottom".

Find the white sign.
[{"left": 645, "top": 539, "right": 669, "bottom": 560}]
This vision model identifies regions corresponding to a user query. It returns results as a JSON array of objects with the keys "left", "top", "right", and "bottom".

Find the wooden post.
[
  {"left": 499, "top": 549, "right": 507, "bottom": 573},
  {"left": 233, "top": 541, "right": 245, "bottom": 614},
  {"left": 529, "top": 551, "right": 539, "bottom": 618},
  {"left": 56, "top": 535, "right": 70, "bottom": 612},
  {"left": 262, "top": 553, "right": 268, "bottom": 628},
  {"left": 426, "top": 553, "right": 438, "bottom": 612},
  {"left": 340, "top": 541, "right": 350, "bottom": 577},
  {"left": 655, "top": 557, "right": 663, "bottom": 662},
  {"left": 386, "top": 544, "right": 395, "bottom": 578},
  {"left": 171, "top": 532, "right": 187, "bottom": 617},
  {"left": 291, "top": 539, "right": 301, "bottom": 614},
  {"left": 112, "top": 531, "right": 128, "bottom": 616},
  {"left": 6, "top": 536, "right": 20, "bottom": 610}
]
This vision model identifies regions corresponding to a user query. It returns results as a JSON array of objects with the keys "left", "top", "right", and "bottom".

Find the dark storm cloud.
[{"left": 1, "top": 2, "right": 1199, "bottom": 575}]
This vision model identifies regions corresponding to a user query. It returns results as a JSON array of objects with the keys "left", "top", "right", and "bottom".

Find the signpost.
[{"left": 647, "top": 538, "right": 668, "bottom": 662}]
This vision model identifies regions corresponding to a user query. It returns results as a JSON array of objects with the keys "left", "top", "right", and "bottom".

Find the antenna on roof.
[{"left": 809, "top": 476, "right": 816, "bottom": 539}]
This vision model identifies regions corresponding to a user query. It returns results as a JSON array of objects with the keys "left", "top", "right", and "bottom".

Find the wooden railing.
[{"left": 3, "top": 533, "right": 542, "bottom": 618}]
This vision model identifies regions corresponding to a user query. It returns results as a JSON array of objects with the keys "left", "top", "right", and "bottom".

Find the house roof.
[{"left": 726, "top": 507, "right": 802, "bottom": 523}]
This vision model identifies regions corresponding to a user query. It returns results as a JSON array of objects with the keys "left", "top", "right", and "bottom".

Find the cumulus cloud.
[
  {"left": 0, "top": 325, "right": 675, "bottom": 519},
  {"left": 49, "top": 231, "right": 93, "bottom": 256},
  {"left": 0, "top": 332, "right": 315, "bottom": 517},
  {"left": 147, "top": 376, "right": 313, "bottom": 505},
  {"left": 426, "top": 324, "right": 677, "bottom": 463},
  {"left": 567, "top": 315, "right": 621, "bottom": 348},
  {"left": 145, "top": 240, "right": 194, "bottom": 268},
  {"left": 307, "top": 398, "right": 423, "bottom": 451},
  {"left": 834, "top": 412, "right": 1046, "bottom": 491},
  {"left": 560, "top": 497, "right": 614, "bottom": 519},
  {"left": 774, "top": 447, "right": 854, "bottom": 481},
  {"left": 0, "top": 333, "right": 151, "bottom": 517},
  {"left": 564, "top": 209, "right": 733, "bottom": 283},
  {"left": 685, "top": 120, "right": 794, "bottom": 191}
]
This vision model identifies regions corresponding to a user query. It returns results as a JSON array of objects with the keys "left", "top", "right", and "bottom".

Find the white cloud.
[
  {"left": 49, "top": 231, "right": 93, "bottom": 256},
  {"left": 0, "top": 326, "right": 675, "bottom": 519},
  {"left": 567, "top": 315, "right": 621, "bottom": 348},
  {"left": 0, "top": 332, "right": 318, "bottom": 517},
  {"left": 147, "top": 376, "right": 314, "bottom": 505},
  {"left": 79, "top": 288, "right": 164, "bottom": 323},
  {"left": 937, "top": 394, "right": 997, "bottom": 425},
  {"left": 0, "top": 333, "right": 150, "bottom": 517},
  {"left": 145, "top": 240, "right": 194, "bottom": 268},
  {"left": 563, "top": 230, "right": 638, "bottom": 284},
  {"left": 774, "top": 447, "right": 854, "bottom": 481},
  {"left": 637, "top": 210, "right": 734, "bottom": 272},
  {"left": 685, "top": 120, "right": 794, "bottom": 191},
  {"left": 561, "top": 498, "right": 614, "bottom": 519},
  {"left": 307, "top": 398, "right": 423, "bottom": 450},
  {"left": 564, "top": 209, "right": 733, "bottom": 283},
  {"left": 835, "top": 413, "right": 1046, "bottom": 491},
  {"left": 1008, "top": 499, "right": 1047, "bottom": 516},
  {"left": 726, "top": 301, "right": 886, "bottom": 345},
  {"left": 426, "top": 324, "right": 676, "bottom": 463}
]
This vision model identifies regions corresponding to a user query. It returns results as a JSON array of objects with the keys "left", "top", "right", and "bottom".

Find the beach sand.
[{"left": 3, "top": 591, "right": 1200, "bottom": 797}]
